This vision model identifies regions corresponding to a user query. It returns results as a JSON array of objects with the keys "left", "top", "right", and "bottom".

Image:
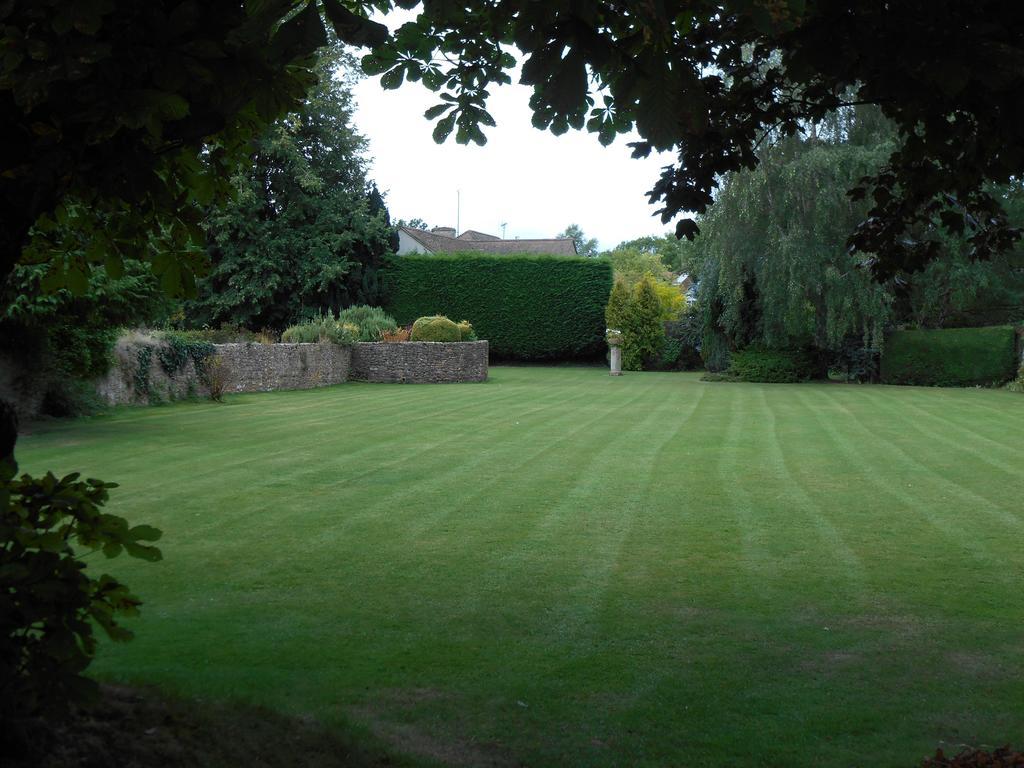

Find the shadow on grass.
[{"left": 6, "top": 684, "right": 420, "bottom": 768}]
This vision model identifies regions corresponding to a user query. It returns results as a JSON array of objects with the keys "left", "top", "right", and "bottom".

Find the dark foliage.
[
  {"left": 365, "top": 1, "right": 1024, "bottom": 278},
  {"left": 717, "top": 348, "right": 820, "bottom": 384},
  {"left": 650, "top": 315, "right": 704, "bottom": 371},
  {"left": 187, "top": 49, "right": 395, "bottom": 331},
  {"left": 881, "top": 326, "right": 1019, "bottom": 387},
  {"left": 921, "top": 746, "right": 1024, "bottom": 767},
  {"left": 4, "top": 683, "right": 398, "bottom": 768},
  {"left": 1, "top": 261, "right": 169, "bottom": 416},
  {"left": 175, "top": 325, "right": 269, "bottom": 344},
  {"left": 9, "top": 2, "right": 1024, "bottom": 298},
  {"left": 385, "top": 252, "right": 612, "bottom": 361},
  {"left": 829, "top": 336, "right": 881, "bottom": 383},
  {"left": 131, "top": 332, "right": 216, "bottom": 404},
  {"left": 156, "top": 333, "right": 214, "bottom": 380},
  {"left": 0, "top": 460, "right": 162, "bottom": 721},
  {"left": 1, "top": 0, "right": 386, "bottom": 291}
]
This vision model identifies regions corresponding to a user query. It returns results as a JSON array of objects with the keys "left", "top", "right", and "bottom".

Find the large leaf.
[
  {"left": 323, "top": 0, "right": 387, "bottom": 48},
  {"left": 269, "top": 1, "right": 326, "bottom": 62},
  {"left": 432, "top": 112, "right": 456, "bottom": 143}
]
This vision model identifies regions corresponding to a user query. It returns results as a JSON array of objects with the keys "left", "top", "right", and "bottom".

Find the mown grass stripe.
[
  {"left": 803, "top": 386, "right": 1016, "bottom": 586},
  {"left": 757, "top": 386, "right": 868, "bottom": 598},
  {"left": 15, "top": 368, "right": 1024, "bottom": 768}
]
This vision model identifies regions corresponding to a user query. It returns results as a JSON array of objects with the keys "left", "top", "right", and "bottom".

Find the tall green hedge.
[
  {"left": 384, "top": 252, "right": 613, "bottom": 360},
  {"left": 880, "top": 326, "right": 1019, "bottom": 386}
]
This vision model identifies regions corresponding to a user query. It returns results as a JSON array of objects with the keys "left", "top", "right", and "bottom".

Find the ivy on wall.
[{"left": 131, "top": 333, "right": 215, "bottom": 402}]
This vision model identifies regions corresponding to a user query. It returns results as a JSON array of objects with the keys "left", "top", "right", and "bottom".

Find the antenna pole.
[{"left": 456, "top": 190, "right": 460, "bottom": 236}]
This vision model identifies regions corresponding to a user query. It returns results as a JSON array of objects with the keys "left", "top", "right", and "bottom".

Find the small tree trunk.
[{"left": 1, "top": 399, "right": 18, "bottom": 467}]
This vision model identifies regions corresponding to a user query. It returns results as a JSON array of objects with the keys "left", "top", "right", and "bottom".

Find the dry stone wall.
[
  {"left": 7, "top": 335, "right": 487, "bottom": 418},
  {"left": 215, "top": 342, "right": 351, "bottom": 393},
  {"left": 95, "top": 336, "right": 208, "bottom": 406},
  {"left": 351, "top": 341, "right": 488, "bottom": 383},
  {"left": 95, "top": 339, "right": 351, "bottom": 406}
]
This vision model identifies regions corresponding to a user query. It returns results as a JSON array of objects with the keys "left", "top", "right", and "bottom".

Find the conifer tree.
[
  {"left": 605, "top": 279, "right": 631, "bottom": 332},
  {"left": 622, "top": 277, "right": 665, "bottom": 371}
]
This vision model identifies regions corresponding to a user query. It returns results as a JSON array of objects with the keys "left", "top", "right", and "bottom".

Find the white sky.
[{"left": 350, "top": 32, "right": 678, "bottom": 250}]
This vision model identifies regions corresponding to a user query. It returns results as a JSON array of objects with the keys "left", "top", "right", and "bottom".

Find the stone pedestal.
[{"left": 609, "top": 346, "right": 622, "bottom": 376}]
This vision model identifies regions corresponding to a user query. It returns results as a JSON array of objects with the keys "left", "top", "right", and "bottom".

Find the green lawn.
[{"left": 18, "top": 367, "right": 1024, "bottom": 767}]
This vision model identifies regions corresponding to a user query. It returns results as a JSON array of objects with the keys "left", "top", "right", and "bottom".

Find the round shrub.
[{"left": 410, "top": 315, "right": 462, "bottom": 342}]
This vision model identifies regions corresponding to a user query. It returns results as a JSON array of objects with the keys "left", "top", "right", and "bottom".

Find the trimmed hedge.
[
  {"left": 880, "top": 326, "right": 1018, "bottom": 386},
  {"left": 384, "top": 252, "right": 613, "bottom": 360},
  {"left": 724, "top": 348, "right": 818, "bottom": 383}
]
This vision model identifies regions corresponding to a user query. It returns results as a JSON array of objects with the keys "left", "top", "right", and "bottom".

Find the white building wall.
[{"left": 397, "top": 229, "right": 431, "bottom": 255}]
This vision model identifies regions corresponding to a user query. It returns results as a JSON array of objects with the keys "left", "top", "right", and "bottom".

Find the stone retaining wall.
[
  {"left": 6, "top": 336, "right": 487, "bottom": 418},
  {"left": 95, "top": 336, "right": 208, "bottom": 406},
  {"left": 95, "top": 339, "right": 351, "bottom": 406},
  {"left": 216, "top": 342, "right": 351, "bottom": 393},
  {"left": 351, "top": 341, "right": 488, "bottom": 383}
]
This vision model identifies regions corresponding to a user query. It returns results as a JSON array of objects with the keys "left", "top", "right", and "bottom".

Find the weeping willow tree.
[{"left": 696, "top": 107, "right": 896, "bottom": 364}]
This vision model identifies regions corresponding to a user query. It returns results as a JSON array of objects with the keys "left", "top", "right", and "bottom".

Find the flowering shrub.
[{"left": 379, "top": 326, "right": 411, "bottom": 342}]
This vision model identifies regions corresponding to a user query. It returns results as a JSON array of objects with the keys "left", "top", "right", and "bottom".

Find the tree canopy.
[
  {"left": 0, "top": 0, "right": 388, "bottom": 291},
  {"left": 556, "top": 224, "right": 599, "bottom": 258},
  {"left": 7, "top": 1, "right": 1024, "bottom": 297},
  {"left": 692, "top": 105, "right": 1024, "bottom": 367},
  {"left": 696, "top": 108, "right": 895, "bottom": 354},
  {"left": 185, "top": 49, "right": 395, "bottom": 331},
  {"left": 613, "top": 234, "right": 693, "bottom": 274},
  {"left": 364, "top": 0, "right": 1024, "bottom": 277}
]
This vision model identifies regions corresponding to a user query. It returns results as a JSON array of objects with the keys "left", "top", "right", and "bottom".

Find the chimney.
[{"left": 431, "top": 226, "right": 456, "bottom": 238}]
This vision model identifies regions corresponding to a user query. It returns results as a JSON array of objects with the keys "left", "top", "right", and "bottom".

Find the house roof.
[
  {"left": 399, "top": 226, "right": 578, "bottom": 256},
  {"left": 457, "top": 229, "right": 501, "bottom": 242}
]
